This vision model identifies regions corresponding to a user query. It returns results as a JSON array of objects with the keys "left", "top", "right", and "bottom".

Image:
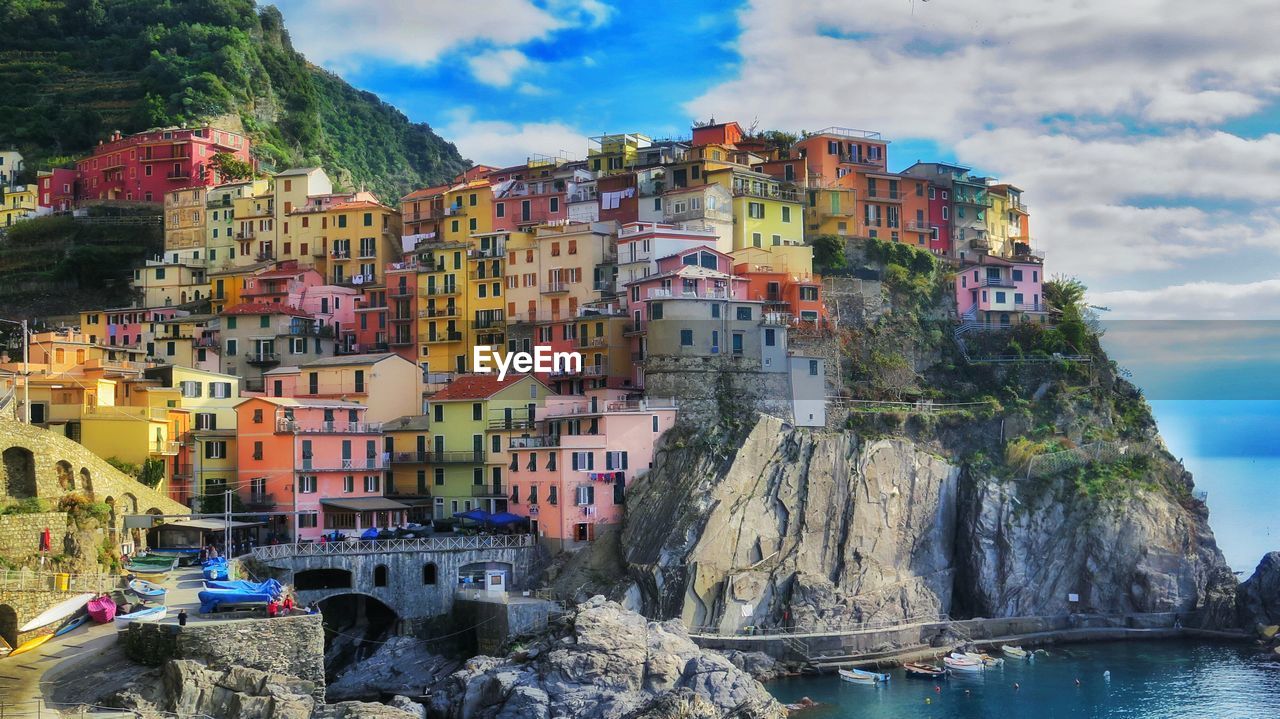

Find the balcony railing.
[
  {"left": 244, "top": 352, "right": 280, "bottom": 365},
  {"left": 978, "top": 277, "right": 1017, "bottom": 288},
  {"left": 276, "top": 420, "right": 382, "bottom": 434},
  {"left": 389, "top": 450, "right": 485, "bottom": 464},
  {"left": 731, "top": 185, "right": 803, "bottom": 203},
  {"left": 471, "top": 483, "right": 507, "bottom": 498},
  {"left": 623, "top": 321, "right": 647, "bottom": 335},
  {"left": 509, "top": 436, "right": 559, "bottom": 449},
  {"left": 152, "top": 441, "right": 180, "bottom": 455},
  {"left": 388, "top": 285, "right": 414, "bottom": 298},
  {"left": 646, "top": 287, "right": 730, "bottom": 300},
  {"left": 540, "top": 282, "right": 570, "bottom": 294},
  {"left": 299, "top": 457, "right": 388, "bottom": 472},
  {"left": 244, "top": 492, "right": 275, "bottom": 509},
  {"left": 419, "top": 306, "right": 461, "bottom": 319},
  {"left": 424, "top": 331, "right": 463, "bottom": 343},
  {"left": 866, "top": 190, "right": 903, "bottom": 202},
  {"left": 905, "top": 222, "right": 933, "bottom": 234},
  {"left": 423, "top": 285, "right": 461, "bottom": 296}
]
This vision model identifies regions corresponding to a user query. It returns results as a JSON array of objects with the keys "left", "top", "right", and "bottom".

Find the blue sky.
[{"left": 271, "top": 0, "right": 1280, "bottom": 569}]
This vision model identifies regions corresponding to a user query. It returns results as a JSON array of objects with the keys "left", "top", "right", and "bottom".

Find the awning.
[
  {"left": 320, "top": 497, "right": 412, "bottom": 512},
  {"left": 453, "top": 508, "right": 492, "bottom": 522},
  {"left": 487, "top": 512, "right": 528, "bottom": 526},
  {"left": 162, "top": 518, "right": 263, "bottom": 531}
]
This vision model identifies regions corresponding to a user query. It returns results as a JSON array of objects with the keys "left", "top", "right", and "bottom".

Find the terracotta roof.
[
  {"left": 219, "top": 302, "right": 312, "bottom": 318},
  {"left": 301, "top": 353, "right": 402, "bottom": 368},
  {"left": 429, "top": 374, "right": 533, "bottom": 401},
  {"left": 400, "top": 184, "right": 450, "bottom": 202},
  {"left": 329, "top": 199, "right": 392, "bottom": 212},
  {"left": 254, "top": 267, "right": 310, "bottom": 279}
]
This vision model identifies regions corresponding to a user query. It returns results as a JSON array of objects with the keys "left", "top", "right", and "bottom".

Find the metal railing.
[
  {"left": 251, "top": 534, "right": 534, "bottom": 560},
  {"left": 0, "top": 570, "right": 122, "bottom": 594},
  {"left": 276, "top": 420, "right": 381, "bottom": 434},
  {"left": 688, "top": 612, "right": 951, "bottom": 638}
]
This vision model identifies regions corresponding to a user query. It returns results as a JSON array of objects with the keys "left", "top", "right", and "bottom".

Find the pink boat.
[{"left": 87, "top": 594, "right": 116, "bottom": 623}]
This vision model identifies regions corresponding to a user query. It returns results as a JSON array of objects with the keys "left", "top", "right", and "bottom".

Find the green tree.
[
  {"left": 209, "top": 152, "right": 254, "bottom": 181},
  {"left": 812, "top": 235, "right": 847, "bottom": 271},
  {"left": 1044, "top": 275, "right": 1087, "bottom": 311},
  {"left": 137, "top": 458, "right": 166, "bottom": 488}
]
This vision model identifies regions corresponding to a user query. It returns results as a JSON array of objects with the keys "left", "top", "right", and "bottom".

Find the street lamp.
[{"left": 0, "top": 318, "right": 29, "bottom": 423}]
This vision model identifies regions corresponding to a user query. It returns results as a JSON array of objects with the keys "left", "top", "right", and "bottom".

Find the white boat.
[
  {"left": 838, "top": 668, "right": 889, "bottom": 684},
  {"left": 114, "top": 605, "right": 167, "bottom": 627},
  {"left": 944, "top": 656, "right": 983, "bottom": 673},
  {"left": 957, "top": 651, "right": 1003, "bottom": 667},
  {"left": 17, "top": 593, "right": 95, "bottom": 633},
  {"left": 1002, "top": 645, "right": 1029, "bottom": 659}
]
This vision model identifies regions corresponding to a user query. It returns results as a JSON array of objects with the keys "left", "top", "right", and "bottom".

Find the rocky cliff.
[
  {"left": 428, "top": 596, "right": 784, "bottom": 719},
  {"left": 1237, "top": 551, "right": 1280, "bottom": 629},
  {"left": 621, "top": 415, "right": 1233, "bottom": 633}
]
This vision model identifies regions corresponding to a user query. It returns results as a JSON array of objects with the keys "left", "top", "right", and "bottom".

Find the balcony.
[
  {"left": 540, "top": 282, "right": 570, "bottom": 294},
  {"left": 388, "top": 336, "right": 415, "bottom": 347},
  {"left": 276, "top": 419, "right": 382, "bottom": 434},
  {"left": 389, "top": 313, "right": 414, "bottom": 323},
  {"left": 954, "top": 193, "right": 992, "bottom": 207},
  {"left": 509, "top": 436, "right": 559, "bottom": 449},
  {"left": 390, "top": 450, "right": 485, "bottom": 464},
  {"left": 761, "top": 312, "right": 793, "bottom": 327},
  {"left": 471, "top": 483, "right": 507, "bottom": 498},
  {"left": 171, "top": 464, "right": 193, "bottom": 481},
  {"left": 646, "top": 287, "right": 730, "bottom": 300},
  {"left": 419, "top": 306, "right": 461, "bottom": 319},
  {"left": 837, "top": 152, "right": 883, "bottom": 166},
  {"left": 978, "top": 277, "right": 1016, "bottom": 288},
  {"left": 300, "top": 458, "right": 388, "bottom": 472},
  {"left": 244, "top": 493, "right": 275, "bottom": 510},
  {"left": 731, "top": 185, "right": 803, "bottom": 203},
  {"left": 423, "top": 285, "right": 461, "bottom": 296},
  {"left": 905, "top": 222, "right": 933, "bottom": 234},
  {"left": 245, "top": 352, "right": 280, "bottom": 366},
  {"left": 488, "top": 415, "right": 536, "bottom": 430},
  {"left": 166, "top": 171, "right": 192, "bottom": 181},
  {"left": 865, "top": 190, "right": 903, "bottom": 203},
  {"left": 331, "top": 250, "right": 351, "bottom": 260},
  {"left": 236, "top": 230, "right": 255, "bottom": 240},
  {"left": 152, "top": 441, "right": 180, "bottom": 456},
  {"left": 592, "top": 280, "right": 616, "bottom": 293},
  {"left": 388, "top": 285, "right": 414, "bottom": 298},
  {"left": 193, "top": 335, "right": 220, "bottom": 348},
  {"left": 623, "top": 321, "right": 647, "bottom": 336},
  {"left": 423, "top": 331, "right": 463, "bottom": 344}
]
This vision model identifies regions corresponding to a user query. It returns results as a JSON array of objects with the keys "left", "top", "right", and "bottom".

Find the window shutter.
[
  {"left": 605, "top": 453, "right": 614, "bottom": 470},
  {"left": 622, "top": 452, "right": 628, "bottom": 470},
  {"left": 587, "top": 485, "right": 595, "bottom": 505},
  {"left": 572, "top": 453, "right": 579, "bottom": 471}
]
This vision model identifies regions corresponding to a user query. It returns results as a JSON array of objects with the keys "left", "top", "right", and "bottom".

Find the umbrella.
[
  {"left": 452, "top": 508, "right": 493, "bottom": 522},
  {"left": 485, "top": 512, "right": 528, "bottom": 526}
]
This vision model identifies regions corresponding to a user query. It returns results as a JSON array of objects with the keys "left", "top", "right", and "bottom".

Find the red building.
[
  {"left": 37, "top": 168, "right": 76, "bottom": 212},
  {"left": 76, "top": 126, "right": 252, "bottom": 203},
  {"left": 927, "top": 182, "right": 952, "bottom": 256}
]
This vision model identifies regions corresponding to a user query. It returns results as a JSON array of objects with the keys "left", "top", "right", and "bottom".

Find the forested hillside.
[{"left": 0, "top": 0, "right": 469, "bottom": 199}]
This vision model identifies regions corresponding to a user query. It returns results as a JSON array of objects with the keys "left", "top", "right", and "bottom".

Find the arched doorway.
[
  {"left": 79, "top": 468, "right": 94, "bottom": 497},
  {"left": 0, "top": 604, "right": 17, "bottom": 650},
  {"left": 315, "top": 593, "right": 399, "bottom": 681},
  {"left": 2, "top": 446, "right": 36, "bottom": 498},
  {"left": 55, "top": 460, "right": 74, "bottom": 491}
]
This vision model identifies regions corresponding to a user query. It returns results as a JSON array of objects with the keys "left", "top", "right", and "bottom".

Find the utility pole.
[
  {"left": 224, "top": 488, "right": 232, "bottom": 559},
  {"left": 21, "top": 319, "right": 28, "bottom": 424}
]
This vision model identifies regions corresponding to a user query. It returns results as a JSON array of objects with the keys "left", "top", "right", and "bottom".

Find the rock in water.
[
  {"left": 1238, "top": 552, "right": 1280, "bottom": 628},
  {"left": 429, "top": 598, "right": 785, "bottom": 719}
]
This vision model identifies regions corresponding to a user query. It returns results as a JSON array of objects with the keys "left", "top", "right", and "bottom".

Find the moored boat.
[
  {"left": 16, "top": 593, "right": 95, "bottom": 633},
  {"left": 147, "top": 548, "right": 201, "bottom": 565},
  {"left": 128, "top": 578, "right": 168, "bottom": 600},
  {"left": 53, "top": 613, "right": 89, "bottom": 637},
  {"left": 957, "top": 651, "right": 1003, "bottom": 667},
  {"left": 838, "top": 668, "right": 890, "bottom": 684},
  {"left": 127, "top": 569, "right": 170, "bottom": 583},
  {"left": 114, "top": 605, "right": 167, "bottom": 627},
  {"left": 904, "top": 662, "right": 947, "bottom": 678},
  {"left": 126, "top": 555, "right": 178, "bottom": 571},
  {"left": 1002, "top": 645, "right": 1029, "bottom": 659},
  {"left": 944, "top": 656, "right": 983, "bottom": 673},
  {"left": 7, "top": 633, "right": 53, "bottom": 658}
]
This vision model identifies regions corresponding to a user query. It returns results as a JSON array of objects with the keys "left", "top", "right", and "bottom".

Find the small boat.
[
  {"left": 147, "top": 548, "right": 202, "bottom": 565},
  {"left": 7, "top": 633, "right": 53, "bottom": 658},
  {"left": 17, "top": 593, "right": 95, "bottom": 633},
  {"left": 1002, "top": 645, "right": 1029, "bottom": 659},
  {"left": 126, "top": 557, "right": 178, "bottom": 572},
  {"left": 128, "top": 570, "right": 170, "bottom": 583},
  {"left": 838, "top": 668, "right": 890, "bottom": 684},
  {"left": 904, "top": 662, "right": 947, "bottom": 678},
  {"left": 87, "top": 595, "right": 117, "bottom": 623},
  {"left": 956, "top": 651, "right": 1003, "bottom": 667},
  {"left": 128, "top": 579, "right": 168, "bottom": 600},
  {"left": 54, "top": 614, "right": 89, "bottom": 637},
  {"left": 114, "top": 605, "right": 167, "bottom": 627},
  {"left": 944, "top": 656, "right": 983, "bottom": 673}
]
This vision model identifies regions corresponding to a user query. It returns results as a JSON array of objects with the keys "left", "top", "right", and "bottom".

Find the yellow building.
[
  {"left": 984, "top": 183, "right": 1012, "bottom": 258},
  {"left": 408, "top": 374, "right": 552, "bottom": 521},
  {"left": 151, "top": 313, "right": 222, "bottom": 372},
  {"left": 414, "top": 241, "right": 470, "bottom": 375},
  {"left": 324, "top": 199, "right": 402, "bottom": 288},
  {"left": 206, "top": 179, "right": 268, "bottom": 271},
  {"left": 466, "top": 231, "right": 507, "bottom": 362},
  {"left": 142, "top": 364, "right": 240, "bottom": 501},
  {"left": 0, "top": 184, "right": 38, "bottom": 227},
  {"left": 291, "top": 353, "right": 423, "bottom": 423},
  {"left": 163, "top": 186, "right": 207, "bottom": 257},
  {"left": 440, "top": 181, "right": 493, "bottom": 243},
  {"left": 233, "top": 184, "right": 277, "bottom": 265},
  {"left": 705, "top": 166, "right": 805, "bottom": 252},
  {"left": 132, "top": 261, "right": 208, "bottom": 308},
  {"left": 208, "top": 260, "right": 274, "bottom": 314},
  {"left": 587, "top": 133, "right": 651, "bottom": 175},
  {"left": 803, "top": 185, "right": 859, "bottom": 239}
]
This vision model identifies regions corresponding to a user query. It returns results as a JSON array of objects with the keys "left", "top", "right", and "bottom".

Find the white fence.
[
  {"left": 251, "top": 534, "right": 534, "bottom": 561},
  {"left": 0, "top": 570, "right": 122, "bottom": 594}
]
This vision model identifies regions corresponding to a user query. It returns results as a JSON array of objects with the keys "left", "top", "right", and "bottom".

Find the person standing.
[{"left": 177, "top": 609, "right": 188, "bottom": 626}]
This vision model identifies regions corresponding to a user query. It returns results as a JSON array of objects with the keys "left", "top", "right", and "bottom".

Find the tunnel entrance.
[
  {"left": 317, "top": 593, "right": 398, "bottom": 684},
  {"left": 295, "top": 568, "right": 352, "bottom": 591}
]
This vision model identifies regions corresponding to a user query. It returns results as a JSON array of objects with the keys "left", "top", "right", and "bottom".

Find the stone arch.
[
  {"left": 79, "top": 467, "right": 94, "bottom": 498},
  {"left": 0, "top": 604, "right": 17, "bottom": 650},
  {"left": 3, "top": 446, "right": 37, "bottom": 499},
  {"left": 55, "top": 460, "right": 75, "bottom": 491},
  {"left": 373, "top": 564, "right": 388, "bottom": 588},
  {"left": 145, "top": 507, "right": 162, "bottom": 516},
  {"left": 295, "top": 568, "right": 352, "bottom": 591},
  {"left": 104, "top": 496, "right": 117, "bottom": 527},
  {"left": 423, "top": 563, "right": 437, "bottom": 585},
  {"left": 121, "top": 493, "right": 138, "bottom": 514}
]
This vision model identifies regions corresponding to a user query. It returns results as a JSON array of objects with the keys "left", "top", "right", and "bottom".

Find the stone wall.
[
  {"left": 0, "top": 588, "right": 71, "bottom": 648},
  {"left": 455, "top": 595, "right": 557, "bottom": 655},
  {"left": 121, "top": 614, "right": 326, "bottom": 699},
  {"left": 0, "top": 511, "right": 67, "bottom": 560},
  {"left": 642, "top": 355, "right": 797, "bottom": 426}
]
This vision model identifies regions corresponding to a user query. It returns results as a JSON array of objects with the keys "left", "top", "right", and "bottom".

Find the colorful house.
[
  {"left": 37, "top": 168, "right": 76, "bottom": 213},
  {"left": 235, "top": 396, "right": 397, "bottom": 542},
  {"left": 955, "top": 254, "right": 1047, "bottom": 328},
  {"left": 0, "top": 184, "right": 38, "bottom": 226},
  {"left": 218, "top": 303, "right": 337, "bottom": 392},
  {"left": 75, "top": 126, "right": 252, "bottom": 204},
  {"left": 262, "top": 352, "right": 423, "bottom": 423},
  {"left": 143, "top": 365, "right": 241, "bottom": 506}
]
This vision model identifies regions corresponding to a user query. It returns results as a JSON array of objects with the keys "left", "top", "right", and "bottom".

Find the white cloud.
[
  {"left": 686, "top": 0, "right": 1280, "bottom": 318},
  {"left": 273, "top": 0, "right": 603, "bottom": 68},
  {"left": 1095, "top": 279, "right": 1280, "bottom": 321},
  {"left": 441, "top": 111, "right": 588, "bottom": 167},
  {"left": 467, "top": 49, "right": 532, "bottom": 88}
]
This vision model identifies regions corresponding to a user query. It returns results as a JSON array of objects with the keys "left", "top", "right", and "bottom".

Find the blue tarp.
[
  {"left": 360, "top": 527, "right": 380, "bottom": 540},
  {"left": 201, "top": 556, "right": 228, "bottom": 567},
  {"left": 453, "top": 508, "right": 492, "bottom": 522},
  {"left": 198, "top": 589, "right": 273, "bottom": 613},
  {"left": 204, "top": 579, "right": 283, "bottom": 598},
  {"left": 486, "top": 512, "right": 527, "bottom": 526},
  {"left": 202, "top": 564, "right": 229, "bottom": 580}
]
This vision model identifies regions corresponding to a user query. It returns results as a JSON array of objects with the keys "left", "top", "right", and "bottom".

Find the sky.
[{"left": 270, "top": 0, "right": 1280, "bottom": 570}]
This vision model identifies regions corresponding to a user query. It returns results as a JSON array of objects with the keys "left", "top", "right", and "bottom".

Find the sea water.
[{"left": 765, "top": 640, "right": 1279, "bottom": 719}]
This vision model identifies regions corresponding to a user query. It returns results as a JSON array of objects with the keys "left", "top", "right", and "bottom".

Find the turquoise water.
[{"left": 766, "top": 641, "right": 1280, "bottom": 718}]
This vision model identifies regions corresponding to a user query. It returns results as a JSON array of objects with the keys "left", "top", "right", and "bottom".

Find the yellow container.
[{"left": 54, "top": 573, "right": 70, "bottom": 591}]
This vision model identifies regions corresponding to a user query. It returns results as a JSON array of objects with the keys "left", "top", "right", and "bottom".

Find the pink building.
[
  {"left": 81, "top": 306, "right": 185, "bottom": 349},
  {"left": 927, "top": 182, "right": 951, "bottom": 256},
  {"left": 76, "top": 126, "right": 252, "bottom": 204},
  {"left": 38, "top": 168, "right": 76, "bottom": 212},
  {"left": 240, "top": 262, "right": 357, "bottom": 339},
  {"left": 489, "top": 164, "right": 568, "bottom": 231},
  {"left": 955, "top": 254, "right": 1047, "bottom": 328},
  {"left": 506, "top": 388, "right": 677, "bottom": 550},
  {"left": 235, "top": 396, "right": 400, "bottom": 542}
]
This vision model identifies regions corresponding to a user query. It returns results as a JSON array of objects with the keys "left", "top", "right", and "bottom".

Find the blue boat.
[
  {"left": 198, "top": 588, "right": 273, "bottom": 613},
  {"left": 53, "top": 614, "right": 89, "bottom": 637},
  {"left": 128, "top": 579, "right": 168, "bottom": 600},
  {"left": 203, "top": 579, "right": 283, "bottom": 597}
]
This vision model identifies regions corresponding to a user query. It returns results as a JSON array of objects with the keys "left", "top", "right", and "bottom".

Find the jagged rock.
[
  {"left": 622, "top": 414, "right": 1234, "bottom": 632},
  {"left": 1237, "top": 552, "right": 1280, "bottom": 628},
  {"left": 714, "top": 650, "right": 784, "bottom": 682},
  {"left": 313, "top": 702, "right": 419, "bottom": 719},
  {"left": 388, "top": 695, "right": 427, "bottom": 719},
  {"left": 429, "top": 600, "right": 784, "bottom": 719},
  {"left": 328, "top": 636, "right": 460, "bottom": 701}
]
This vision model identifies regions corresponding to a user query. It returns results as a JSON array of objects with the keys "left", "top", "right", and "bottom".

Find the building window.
[
  {"left": 571, "top": 451, "right": 594, "bottom": 471},
  {"left": 781, "top": 206, "right": 791, "bottom": 223},
  {"left": 748, "top": 202, "right": 764, "bottom": 219},
  {"left": 343, "top": 475, "right": 354, "bottom": 493},
  {"left": 299, "top": 513, "right": 318, "bottom": 528},
  {"left": 423, "top": 564, "right": 437, "bottom": 585},
  {"left": 374, "top": 565, "right": 388, "bottom": 586},
  {"left": 680, "top": 329, "right": 693, "bottom": 346},
  {"left": 809, "top": 360, "right": 819, "bottom": 375},
  {"left": 364, "top": 475, "right": 380, "bottom": 492},
  {"left": 736, "top": 306, "right": 752, "bottom": 321},
  {"left": 299, "top": 476, "right": 316, "bottom": 493}
]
